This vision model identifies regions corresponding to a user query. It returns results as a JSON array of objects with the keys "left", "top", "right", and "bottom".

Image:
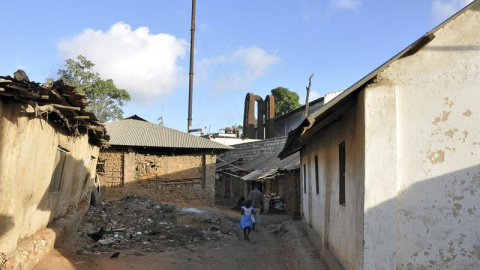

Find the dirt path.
[{"left": 34, "top": 197, "right": 327, "bottom": 270}]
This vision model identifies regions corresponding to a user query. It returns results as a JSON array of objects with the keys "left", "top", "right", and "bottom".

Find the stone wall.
[{"left": 100, "top": 149, "right": 217, "bottom": 205}]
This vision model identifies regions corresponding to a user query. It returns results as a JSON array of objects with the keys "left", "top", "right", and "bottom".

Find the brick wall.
[
  {"left": 100, "top": 151, "right": 124, "bottom": 187},
  {"left": 99, "top": 149, "right": 217, "bottom": 205}
]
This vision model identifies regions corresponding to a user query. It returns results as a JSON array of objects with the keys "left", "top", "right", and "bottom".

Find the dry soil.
[{"left": 34, "top": 196, "right": 327, "bottom": 270}]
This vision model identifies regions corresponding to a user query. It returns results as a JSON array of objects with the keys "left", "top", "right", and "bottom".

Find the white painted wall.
[
  {"left": 362, "top": 81, "right": 398, "bottom": 269},
  {"left": 300, "top": 104, "right": 364, "bottom": 269},
  {"left": 296, "top": 3, "right": 480, "bottom": 269},
  {"left": 379, "top": 4, "right": 480, "bottom": 268}
]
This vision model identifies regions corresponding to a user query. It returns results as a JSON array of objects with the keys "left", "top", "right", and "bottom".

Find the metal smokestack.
[{"left": 187, "top": 0, "right": 196, "bottom": 132}]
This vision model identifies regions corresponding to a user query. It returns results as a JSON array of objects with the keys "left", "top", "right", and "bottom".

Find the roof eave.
[{"left": 279, "top": 0, "right": 479, "bottom": 159}]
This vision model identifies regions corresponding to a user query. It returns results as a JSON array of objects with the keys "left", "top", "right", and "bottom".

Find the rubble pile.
[{"left": 75, "top": 196, "right": 238, "bottom": 254}]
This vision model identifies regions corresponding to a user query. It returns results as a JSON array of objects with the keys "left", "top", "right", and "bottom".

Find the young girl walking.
[{"left": 239, "top": 199, "right": 255, "bottom": 241}]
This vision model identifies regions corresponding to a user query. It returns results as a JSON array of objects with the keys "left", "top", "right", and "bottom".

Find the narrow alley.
[{"left": 34, "top": 196, "right": 327, "bottom": 270}]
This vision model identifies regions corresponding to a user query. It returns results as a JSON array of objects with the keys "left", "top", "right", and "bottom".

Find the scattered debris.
[
  {"left": 76, "top": 196, "right": 238, "bottom": 255},
  {"left": 109, "top": 252, "right": 120, "bottom": 259},
  {"left": 182, "top": 208, "right": 204, "bottom": 214},
  {"left": 87, "top": 227, "right": 106, "bottom": 241}
]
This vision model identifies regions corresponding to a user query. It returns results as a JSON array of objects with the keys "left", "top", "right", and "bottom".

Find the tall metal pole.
[{"left": 187, "top": 0, "right": 196, "bottom": 132}]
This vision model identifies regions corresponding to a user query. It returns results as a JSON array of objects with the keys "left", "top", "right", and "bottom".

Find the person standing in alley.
[
  {"left": 239, "top": 199, "right": 254, "bottom": 241},
  {"left": 248, "top": 183, "right": 264, "bottom": 231}
]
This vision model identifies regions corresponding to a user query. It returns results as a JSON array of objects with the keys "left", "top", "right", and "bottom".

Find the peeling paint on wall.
[
  {"left": 427, "top": 150, "right": 445, "bottom": 164},
  {"left": 462, "top": 131, "right": 469, "bottom": 142},
  {"left": 433, "top": 111, "right": 451, "bottom": 125},
  {"left": 463, "top": 110, "right": 473, "bottom": 117},
  {"left": 445, "top": 128, "right": 459, "bottom": 138}
]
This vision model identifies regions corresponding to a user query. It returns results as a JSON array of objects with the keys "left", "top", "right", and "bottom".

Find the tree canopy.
[
  {"left": 56, "top": 55, "right": 131, "bottom": 122},
  {"left": 271, "top": 87, "right": 300, "bottom": 116}
]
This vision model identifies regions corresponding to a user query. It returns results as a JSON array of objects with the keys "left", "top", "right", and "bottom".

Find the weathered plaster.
[
  {"left": 362, "top": 81, "right": 398, "bottom": 270},
  {"left": 0, "top": 102, "right": 99, "bottom": 256},
  {"left": 382, "top": 3, "right": 480, "bottom": 268},
  {"left": 300, "top": 104, "right": 364, "bottom": 269}
]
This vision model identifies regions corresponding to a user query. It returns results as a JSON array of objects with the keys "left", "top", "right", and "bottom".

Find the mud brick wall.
[
  {"left": 284, "top": 170, "right": 301, "bottom": 220},
  {"left": 100, "top": 151, "right": 124, "bottom": 187},
  {"left": 135, "top": 154, "right": 203, "bottom": 182},
  {"left": 100, "top": 150, "right": 217, "bottom": 205}
]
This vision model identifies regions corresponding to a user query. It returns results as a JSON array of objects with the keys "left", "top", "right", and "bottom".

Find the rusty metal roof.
[{"left": 106, "top": 116, "right": 233, "bottom": 151}]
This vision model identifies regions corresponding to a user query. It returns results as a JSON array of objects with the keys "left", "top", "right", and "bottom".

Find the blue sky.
[{"left": 0, "top": 0, "right": 473, "bottom": 133}]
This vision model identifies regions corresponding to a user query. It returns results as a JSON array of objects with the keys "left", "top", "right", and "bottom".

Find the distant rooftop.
[{"left": 106, "top": 115, "right": 233, "bottom": 151}]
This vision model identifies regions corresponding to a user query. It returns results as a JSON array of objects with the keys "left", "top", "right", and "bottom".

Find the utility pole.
[{"left": 187, "top": 0, "right": 196, "bottom": 132}]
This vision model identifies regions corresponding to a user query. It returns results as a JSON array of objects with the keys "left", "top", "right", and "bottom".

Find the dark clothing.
[{"left": 248, "top": 188, "right": 264, "bottom": 209}]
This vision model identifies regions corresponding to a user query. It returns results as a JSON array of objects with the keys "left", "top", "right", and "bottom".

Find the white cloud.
[
  {"left": 204, "top": 46, "right": 281, "bottom": 92},
  {"left": 231, "top": 46, "right": 280, "bottom": 83},
  {"left": 431, "top": 0, "right": 473, "bottom": 23},
  {"left": 58, "top": 22, "right": 188, "bottom": 104},
  {"left": 332, "top": 0, "right": 361, "bottom": 10}
]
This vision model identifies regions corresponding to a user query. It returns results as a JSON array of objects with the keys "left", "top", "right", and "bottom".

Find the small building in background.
[
  {"left": 240, "top": 150, "right": 300, "bottom": 218},
  {"left": 99, "top": 115, "right": 232, "bottom": 206},
  {"left": 215, "top": 137, "right": 287, "bottom": 205}
]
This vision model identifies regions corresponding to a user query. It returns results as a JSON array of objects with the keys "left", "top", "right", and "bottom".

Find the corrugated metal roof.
[
  {"left": 240, "top": 151, "right": 300, "bottom": 181},
  {"left": 106, "top": 117, "right": 233, "bottom": 150},
  {"left": 241, "top": 169, "right": 278, "bottom": 181},
  {"left": 241, "top": 151, "right": 300, "bottom": 171},
  {"left": 217, "top": 137, "right": 287, "bottom": 169}
]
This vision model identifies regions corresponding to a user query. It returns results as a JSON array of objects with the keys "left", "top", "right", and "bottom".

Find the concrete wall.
[
  {"left": 0, "top": 101, "right": 99, "bottom": 256},
  {"left": 300, "top": 104, "right": 364, "bottom": 269},
  {"left": 381, "top": 4, "right": 480, "bottom": 268},
  {"left": 295, "top": 3, "right": 480, "bottom": 269},
  {"left": 100, "top": 150, "right": 217, "bottom": 205},
  {"left": 362, "top": 80, "right": 398, "bottom": 269}
]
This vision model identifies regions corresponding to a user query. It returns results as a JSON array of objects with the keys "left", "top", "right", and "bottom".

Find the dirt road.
[{"left": 34, "top": 196, "right": 327, "bottom": 270}]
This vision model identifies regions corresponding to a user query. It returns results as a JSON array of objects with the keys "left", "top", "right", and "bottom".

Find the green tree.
[
  {"left": 57, "top": 55, "right": 131, "bottom": 122},
  {"left": 271, "top": 87, "right": 300, "bottom": 116}
]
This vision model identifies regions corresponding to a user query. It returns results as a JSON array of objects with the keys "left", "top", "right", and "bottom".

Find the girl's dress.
[{"left": 239, "top": 206, "right": 254, "bottom": 229}]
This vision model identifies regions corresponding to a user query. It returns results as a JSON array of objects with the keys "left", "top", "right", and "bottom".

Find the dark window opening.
[
  {"left": 315, "top": 155, "right": 319, "bottom": 195},
  {"left": 339, "top": 141, "right": 346, "bottom": 206},
  {"left": 96, "top": 162, "right": 106, "bottom": 174},
  {"left": 50, "top": 148, "right": 68, "bottom": 192},
  {"left": 303, "top": 164, "right": 307, "bottom": 194}
]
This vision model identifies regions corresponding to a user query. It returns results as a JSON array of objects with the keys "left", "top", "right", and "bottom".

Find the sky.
[{"left": 0, "top": 0, "right": 474, "bottom": 134}]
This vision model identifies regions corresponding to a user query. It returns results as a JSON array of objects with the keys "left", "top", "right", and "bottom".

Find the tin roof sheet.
[{"left": 106, "top": 116, "right": 233, "bottom": 150}]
